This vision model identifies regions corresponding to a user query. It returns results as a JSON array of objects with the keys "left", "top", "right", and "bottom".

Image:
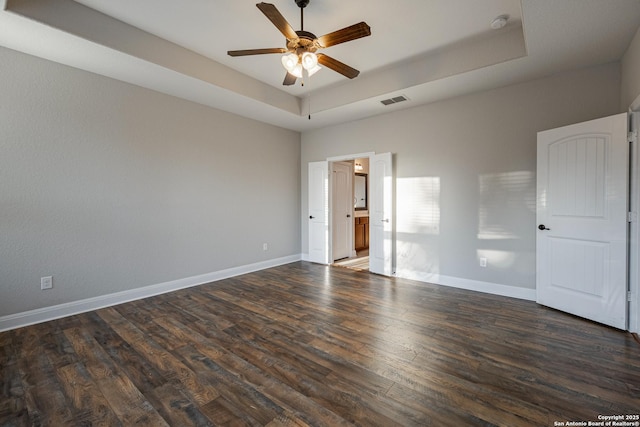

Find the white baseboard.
[
  {"left": 395, "top": 269, "right": 536, "bottom": 301},
  {"left": 0, "top": 254, "right": 302, "bottom": 332},
  {"left": 299, "top": 257, "right": 535, "bottom": 300}
]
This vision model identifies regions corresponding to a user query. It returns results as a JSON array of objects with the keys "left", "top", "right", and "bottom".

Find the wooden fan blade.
[
  {"left": 283, "top": 72, "right": 297, "bottom": 86},
  {"left": 227, "top": 47, "right": 287, "bottom": 56},
  {"left": 228, "top": 48, "right": 287, "bottom": 56},
  {"left": 317, "top": 22, "right": 371, "bottom": 48},
  {"left": 317, "top": 53, "right": 360, "bottom": 79},
  {"left": 257, "top": 2, "right": 298, "bottom": 40}
]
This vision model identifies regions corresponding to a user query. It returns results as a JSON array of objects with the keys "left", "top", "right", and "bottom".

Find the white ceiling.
[
  {"left": 73, "top": 0, "right": 524, "bottom": 95},
  {"left": 1, "top": 0, "right": 640, "bottom": 131}
]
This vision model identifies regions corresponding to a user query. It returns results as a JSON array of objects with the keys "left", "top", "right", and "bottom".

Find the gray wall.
[
  {"left": 0, "top": 46, "right": 301, "bottom": 317},
  {"left": 622, "top": 26, "right": 640, "bottom": 110},
  {"left": 301, "top": 63, "right": 621, "bottom": 291}
]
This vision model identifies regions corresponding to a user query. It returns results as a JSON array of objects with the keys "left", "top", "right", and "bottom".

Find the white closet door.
[{"left": 537, "top": 113, "right": 628, "bottom": 329}]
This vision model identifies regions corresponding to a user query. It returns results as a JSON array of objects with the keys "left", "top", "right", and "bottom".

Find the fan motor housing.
[{"left": 287, "top": 30, "right": 319, "bottom": 52}]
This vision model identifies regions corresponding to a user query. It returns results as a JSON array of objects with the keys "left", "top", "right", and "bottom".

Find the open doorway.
[
  {"left": 308, "top": 152, "right": 392, "bottom": 276},
  {"left": 332, "top": 157, "right": 370, "bottom": 271}
]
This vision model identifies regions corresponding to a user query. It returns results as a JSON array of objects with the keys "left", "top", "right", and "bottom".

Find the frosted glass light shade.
[
  {"left": 281, "top": 53, "right": 298, "bottom": 72},
  {"left": 281, "top": 52, "right": 320, "bottom": 79},
  {"left": 301, "top": 52, "right": 318, "bottom": 70},
  {"left": 307, "top": 65, "right": 321, "bottom": 76},
  {"left": 291, "top": 64, "right": 303, "bottom": 78}
]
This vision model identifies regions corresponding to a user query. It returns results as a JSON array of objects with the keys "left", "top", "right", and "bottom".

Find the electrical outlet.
[
  {"left": 479, "top": 257, "right": 487, "bottom": 268},
  {"left": 263, "top": 243, "right": 268, "bottom": 251},
  {"left": 41, "top": 276, "right": 53, "bottom": 290}
]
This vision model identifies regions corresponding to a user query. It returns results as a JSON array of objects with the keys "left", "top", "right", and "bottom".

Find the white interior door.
[
  {"left": 308, "top": 161, "right": 329, "bottom": 264},
  {"left": 537, "top": 113, "right": 628, "bottom": 329},
  {"left": 370, "top": 152, "right": 393, "bottom": 276},
  {"left": 332, "top": 162, "right": 352, "bottom": 261}
]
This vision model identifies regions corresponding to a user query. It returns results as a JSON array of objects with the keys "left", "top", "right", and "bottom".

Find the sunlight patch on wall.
[
  {"left": 397, "top": 177, "right": 441, "bottom": 235},
  {"left": 396, "top": 177, "right": 441, "bottom": 278},
  {"left": 478, "top": 171, "right": 535, "bottom": 240}
]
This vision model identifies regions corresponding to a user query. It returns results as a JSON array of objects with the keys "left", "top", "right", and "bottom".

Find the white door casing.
[
  {"left": 629, "top": 111, "right": 640, "bottom": 334},
  {"left": 332, "top": 162, "right": 352, "bottom": 261},
  {"left": 308, "top": 161, "right": 329, "bottom": 264},
  {"left": 370, "top": 152, "right": 394, "bottom": 276},
  {"left": 536, "top": 113, "right": 628, "bottom": 329}
]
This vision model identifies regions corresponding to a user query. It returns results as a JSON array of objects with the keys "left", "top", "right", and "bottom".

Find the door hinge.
[
  {"left": 629, "top": 131, "right": 638, "bottom": 143},
  {"left": 628, "top": 291, "right": 633, "bottom": 302},
  {"left": 628, "top": 212, "right": 637, "bottom": 223}
]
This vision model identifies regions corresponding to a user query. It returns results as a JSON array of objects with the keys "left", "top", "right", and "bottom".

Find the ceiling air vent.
[{"left": 380, "top": 95, "right": 409, "bottom": 106}]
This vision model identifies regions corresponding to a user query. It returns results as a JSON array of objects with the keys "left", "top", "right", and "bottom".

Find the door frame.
[{"left": 628, "top": 106, "right": 640, "bottom": 334}]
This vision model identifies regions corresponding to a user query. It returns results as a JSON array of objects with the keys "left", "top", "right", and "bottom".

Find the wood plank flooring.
[
  {"left": 1, "top": 261, "right": 639, "bottom": 426},
  {"left": 333, "top": 256, "right": 369, "bottom": 271}
]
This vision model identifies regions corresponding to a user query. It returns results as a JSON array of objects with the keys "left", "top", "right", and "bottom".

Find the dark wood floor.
[{"left": 1, "top": 262, "right": 639, "bottom": 426}]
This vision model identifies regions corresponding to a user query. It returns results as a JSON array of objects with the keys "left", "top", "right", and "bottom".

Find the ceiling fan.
[{"left": 227, "top": 1, "right": 371, "bottom": 86}]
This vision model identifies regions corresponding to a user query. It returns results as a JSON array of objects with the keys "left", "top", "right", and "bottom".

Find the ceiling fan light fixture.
[
  {"left": 283, "top": 51, "right": 320, "bottom": 78},
  {"left": 301, "top": 51, "right": 318, "bottom": 70},
  {"left": 229, "top": 2, "right": 371, "bottom": 85},
  {"left": 281, "top": 53, "right": 299, "bottom": 72}
]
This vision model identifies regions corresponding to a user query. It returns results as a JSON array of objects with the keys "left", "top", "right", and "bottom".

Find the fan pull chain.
[{"left": 303, "top": 68, "right": 311, "bottom": 120}]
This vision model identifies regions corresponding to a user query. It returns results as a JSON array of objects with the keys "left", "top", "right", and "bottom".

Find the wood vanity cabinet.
[{"left": 354, "top": 216, "right": 369, "bottom": 251}]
